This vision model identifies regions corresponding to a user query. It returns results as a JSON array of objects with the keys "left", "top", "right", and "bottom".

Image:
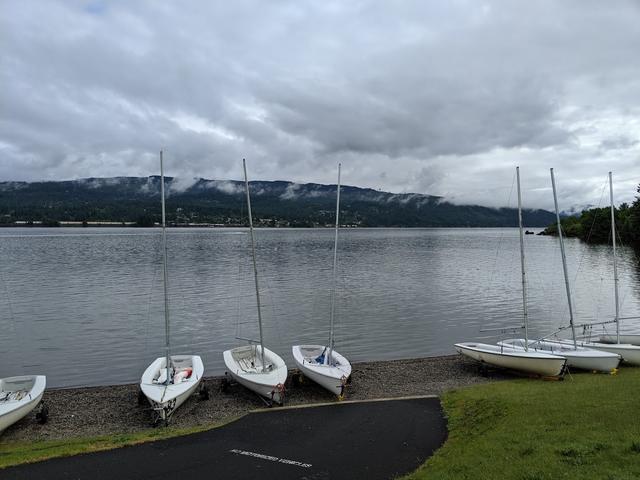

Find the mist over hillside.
[{"left": 0, "top": 177, "right": 556, "bottom": 227}]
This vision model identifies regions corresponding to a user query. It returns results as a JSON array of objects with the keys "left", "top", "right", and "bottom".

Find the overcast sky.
[{"left": 1, "top": 1, "right": 639, "bottom": 209}]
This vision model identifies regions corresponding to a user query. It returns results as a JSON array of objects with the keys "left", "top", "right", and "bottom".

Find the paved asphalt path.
[{"left": 1, "top": 396, "right": 447, "bottom": 480}]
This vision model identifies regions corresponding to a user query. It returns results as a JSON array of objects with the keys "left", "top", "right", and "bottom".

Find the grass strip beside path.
[{"left": 407, "top": 368, "right": 640, "bottom": 480}]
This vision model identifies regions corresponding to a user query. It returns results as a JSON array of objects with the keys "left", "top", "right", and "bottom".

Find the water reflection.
[{"left": 0, "top": 227, "right": 638, "bottom": 387}]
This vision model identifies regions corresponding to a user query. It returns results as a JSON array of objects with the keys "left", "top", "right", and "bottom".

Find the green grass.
[
  {"left": 406, "top": 369, "right": 640, "bottom": 480},
  {"left": 0, "top": 416, "right": 242, "bottom": 469}
]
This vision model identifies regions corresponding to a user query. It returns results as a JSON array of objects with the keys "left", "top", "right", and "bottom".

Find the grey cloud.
[
  {"left": 167, "top": 177, "right": 199, "bottom": 195},
  {"left": 1, "top": 0, "right": 639, "bottom": 210},
  {"left": 206, "top": 180, "right": 244, "bottom": 196},
  {"left": 280, "top": 183, "right": 302, "bottom": 200},
  {"left": 600, "top": 136, "right": 639, "bottom": 151}
]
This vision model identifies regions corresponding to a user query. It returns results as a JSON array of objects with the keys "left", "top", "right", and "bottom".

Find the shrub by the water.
[{"left": 543, "top": 183, "right": 640, "bottom": 247}]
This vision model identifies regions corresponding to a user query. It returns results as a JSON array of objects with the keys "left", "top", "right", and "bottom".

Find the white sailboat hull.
[
  {"left": 0, "top": 375, "right": 46, "bottom": 433},
  {"left": 455, "top": 342, "right": 566, "bottom": 377},
  {"left": 554, "top": 340, "right": 640, "bottom": 366},
  {"left": 223, "top": 345, "right": 288, "bottom": 404},
  {"left": 498, "top": 339, "right": 621, "bottom": 373},
  {"left": 599, "top": 334, "right": 640, "bottom": 346},
  {"left": 140, "top": 355, "right": 203, "bottom": 421},
  {"left": 292, "top": 345, "right": 352, "bottom": 397}
]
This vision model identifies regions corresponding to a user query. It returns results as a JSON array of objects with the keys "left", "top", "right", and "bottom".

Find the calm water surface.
[{"left": 1, "top": 227, "right": 639, "bottom": 388}]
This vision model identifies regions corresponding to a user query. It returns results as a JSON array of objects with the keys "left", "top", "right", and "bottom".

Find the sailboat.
[
  {"left": 140, "top": 151, "right": 204, "bottom": 425},
  {"left": 600, "top": 334, "right": 640, "bottom": 346},
  {"left": 550, "top": 171, "right": 640, "bottom": 365},
  {"left": 599, "top": 173, "right": 640, "bottom": 346},
  {"left": 1, "top": 230, "right": 47, "bottom": 433},
  {"left": 0, "top": 375, "right": 46, "bottom": 433},
  {"left": 292, "top": 164, "right": 352, "bottom": 399},
  {"left": 454, "top": 167, "right": 567, "bottom": 378},
  {"left": 223, "top": 159, "right": 288, "bottom": 405},
  {"left": 599, "top": 333, "right": 640, "bottom": 346},
  {"left": 499, "top": 168, "right": 621, "bottom": 373}
]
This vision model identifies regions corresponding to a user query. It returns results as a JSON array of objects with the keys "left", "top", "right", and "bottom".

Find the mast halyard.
[
  {"left": 516, "top": 167, "right": 529, "bottom": 352},
  {"left": 160, "top": 150, "right": 171, "bottom": 386},
  {"left": 243, "top": 159, "right": 266, "bottom": 372},
  {"left": 550, "top": 168, "right": 578, "bottom": 349},
  {"left": 609, "top": 172, "right": 621, "bottom": 344},
  {"left": 326, "top": 164, "right": 341, "bottom": 366}
]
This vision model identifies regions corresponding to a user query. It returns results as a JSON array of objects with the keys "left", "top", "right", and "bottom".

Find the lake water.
[{"left": 1, "top": 227, "right": 639, "bottom": 388}]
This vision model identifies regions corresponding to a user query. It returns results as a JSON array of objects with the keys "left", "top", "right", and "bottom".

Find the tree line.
[{"left": 543, "top": 184, "right": 640, "bottom": 246}]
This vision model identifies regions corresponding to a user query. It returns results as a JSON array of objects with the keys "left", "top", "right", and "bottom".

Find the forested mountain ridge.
[{"left": 0, "top": 176, "right": 557, "bottom": 228}]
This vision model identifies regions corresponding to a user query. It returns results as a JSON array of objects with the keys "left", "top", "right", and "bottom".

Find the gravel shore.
[{"left": 1, "top": 354, "right": 513, "bottom": 443}]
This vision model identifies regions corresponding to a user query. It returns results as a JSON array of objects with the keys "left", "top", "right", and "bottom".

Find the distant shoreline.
[{"left": 0, "top": 223, "right": 544, "bottom": 229}]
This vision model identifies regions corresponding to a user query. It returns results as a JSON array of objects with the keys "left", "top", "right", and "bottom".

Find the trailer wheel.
[
  {"left": 199, "top": 382, "right": 210, "bottom": 400},
  {"left": 36, "top": 403, "right": 49, "bottom": 424}
]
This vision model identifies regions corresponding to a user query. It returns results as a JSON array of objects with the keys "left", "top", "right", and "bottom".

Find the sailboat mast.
[
  {"left": 550, "top": 168, "right": 578, "bottom": 349},
  {"left": 516, "top": 167, "right": 529, "bottom": 351},
  {"left": 609, "top": 172, "right": 620, "bottom": 344},
  {"left": 160, "top": 150, "right": 171, "bottom": 385},
  {"left": 326, "top": 163, "right": 341, "bottom": 366},
  {"left": 242, "top": 159, "right": 266, "bottom": 372}
]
